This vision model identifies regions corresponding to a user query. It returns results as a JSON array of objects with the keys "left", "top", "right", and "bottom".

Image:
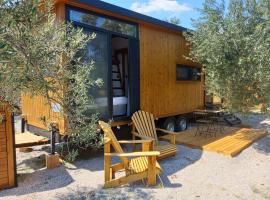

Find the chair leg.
[
  {"left": 147, "top": 156, "right": 157, "bottom": 186},
  {"left": 104, "top": 142, "right": 111, "bottom": 182},
  {"left": 195, "top": 124, "right": 200, "bottom": 136}
]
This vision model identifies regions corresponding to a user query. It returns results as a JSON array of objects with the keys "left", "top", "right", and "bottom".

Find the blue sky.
[{"left": 102, "top": 0, "right": 206, "bottom": 29}]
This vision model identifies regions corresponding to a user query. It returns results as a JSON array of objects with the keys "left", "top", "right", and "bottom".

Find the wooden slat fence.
[{"left": 0, "top": 103, "right": 16, "bottom": 190}]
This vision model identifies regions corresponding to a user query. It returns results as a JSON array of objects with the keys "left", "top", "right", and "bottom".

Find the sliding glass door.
[
  {"left": 67, "top": 6, "right": 140, "bottom": 120},
  {"left": 81, "top": 31, "right": 111, "bottom": 119}
]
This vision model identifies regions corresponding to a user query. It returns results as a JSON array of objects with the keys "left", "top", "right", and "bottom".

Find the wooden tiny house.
[{"left": 22, "top": 0, "right": 204, "bottom": 134}]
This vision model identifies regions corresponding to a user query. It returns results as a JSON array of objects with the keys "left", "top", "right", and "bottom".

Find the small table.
[{"left": 194, "top": 109, "right": 224, "bottom": 137}]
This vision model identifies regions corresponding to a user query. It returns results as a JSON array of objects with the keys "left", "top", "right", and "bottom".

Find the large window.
[
  {"left": 176, "top": 65, "right": 201, "bottom": 81},
  {"left": 78, "top": 30, "right": 110, "bottom": 119},
  {"left": 69, "top": 9, "right": 138, "bottom": 38}
]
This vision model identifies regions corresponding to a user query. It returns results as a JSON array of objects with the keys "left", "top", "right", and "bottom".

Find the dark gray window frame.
[
  {"left": 176, "top": 64, "right": 202, "bottom": 81},
  {"left": 66, "top": 6, "right": 139, "bottom": 39},
  {"left": 65, "top": 5, "right": 140, "bottom": 120}
]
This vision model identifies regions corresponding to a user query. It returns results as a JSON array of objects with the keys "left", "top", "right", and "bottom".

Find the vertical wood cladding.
[{"left": 0, "top": 104, "right": 16, "bottom": 190}]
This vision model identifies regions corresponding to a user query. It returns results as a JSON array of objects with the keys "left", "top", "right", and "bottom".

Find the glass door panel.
[{"left": 81, "top": 31, "right": 110, "bottom": 119}]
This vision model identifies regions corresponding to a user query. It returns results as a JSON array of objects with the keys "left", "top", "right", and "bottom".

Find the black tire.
[
  {"left": 176, "top": 116, "right": 187, "bottom": 131},
  {"left": 162, "top": 117, "right": 177, "bottom": 132}
]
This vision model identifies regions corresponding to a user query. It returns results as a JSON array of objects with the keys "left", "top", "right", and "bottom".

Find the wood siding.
[
  {"left": 0, "top": 103, "right": 16, "bottom": 190},
  {"left": 140, "top": 24, "right": 204, "bottom": 118},
  {"left": 21, "top": 94, "right": 66, "bottom": 134},
  {"left": 21, "top": 1, "right": 204, "bottom": 133}
]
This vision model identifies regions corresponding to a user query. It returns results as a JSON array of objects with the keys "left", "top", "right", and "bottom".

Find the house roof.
[{"left": 77, "top": 0, "right": 188, "bottom": 32}]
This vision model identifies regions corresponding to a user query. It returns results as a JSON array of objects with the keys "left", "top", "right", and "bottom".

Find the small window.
[
  {"left": 176, "top": 65, "right": 201, "bottom": 81},
  {"left": 69, "top": 9, "right": 138, "bottom": 38}
]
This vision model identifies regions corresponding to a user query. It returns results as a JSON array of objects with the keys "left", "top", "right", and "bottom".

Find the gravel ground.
[{"left": 0, "top": 114, "right": 270, "bottom": 200}]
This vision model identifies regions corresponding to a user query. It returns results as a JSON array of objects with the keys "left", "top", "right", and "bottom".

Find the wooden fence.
[{"left": 0, "top": 103, "right": 16, "bottom": 190}]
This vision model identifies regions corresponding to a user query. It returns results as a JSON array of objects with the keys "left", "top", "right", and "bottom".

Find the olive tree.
[
  {"left": 185, "top": 0, "right": 270, "bottom": 113},
  {"left": 0, "top": 0, "right": 103, "bottom": 161}
]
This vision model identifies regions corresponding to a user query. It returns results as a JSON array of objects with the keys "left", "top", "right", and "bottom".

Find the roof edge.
[{"left": 77, "top": 0, "right": 188, "bottom": 33}]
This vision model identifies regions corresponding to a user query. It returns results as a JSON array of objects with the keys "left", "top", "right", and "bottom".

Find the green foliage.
[
  {"left": 0, "top": 0, "right": 104, "bottom": 160},
  {"left": 185, "top": 0, "right": 270, "bottom": 113},
  {"left": 0, "top": 113, "right": 3, "bottom": 124},
  {"left": 165, "top": 17, "right": 181, "bottom": 25},
  {"left": 62, "top": 148, "right": 79, "bottom": 164}
]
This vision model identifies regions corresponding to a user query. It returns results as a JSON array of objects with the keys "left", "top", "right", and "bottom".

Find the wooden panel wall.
[
  {"left": 21, "top": 94, "right": 66, "bottom": 134},
  {"left": 22, "top": 1, "right": 204, "bottom": 133},
  {"left": 140, "top": 24, "right": 204, "bottom": 118},
  {"left": 0, "top": 103, "right": 16, "bottom": 190}
]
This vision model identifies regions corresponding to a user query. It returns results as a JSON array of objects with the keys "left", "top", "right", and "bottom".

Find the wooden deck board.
[
  {"left": 160, "top": 126, "right": 268, "bottom": 157},
  {"left": 15, "top": 132, "right": 49, "bottom": 148}
]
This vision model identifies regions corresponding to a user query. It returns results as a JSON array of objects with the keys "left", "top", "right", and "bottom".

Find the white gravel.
[{"left": 0, "top": 114, "right": 270, "bottom": 200}]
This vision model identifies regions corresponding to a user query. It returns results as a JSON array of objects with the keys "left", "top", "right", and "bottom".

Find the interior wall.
[
  {"left": 112, "top": 37, "right": 129, "bottom": 116},
  {"left": 112, "top": 37, "right": 129, "bottom": 97},
  {"left": 112, "top": 37, "right": 128, "bottom": 52}
]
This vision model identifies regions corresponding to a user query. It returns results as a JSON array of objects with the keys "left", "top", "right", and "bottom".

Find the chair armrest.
[
  {"left": 156, "top": 128, "right": 177, "bottom": 144},
  {"left": 131, "top": 131, "right": 153, "bottom": 140},
  {"left": 156, "top": 128, "right": 178, "bottom": 135},
  {"left": 119, "top": 140, "right": 153, "bottom": 144},
  {"left": 105, "top": 151, "right": 160, "bottom": 157}
]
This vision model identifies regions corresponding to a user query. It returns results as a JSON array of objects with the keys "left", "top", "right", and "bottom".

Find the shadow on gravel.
[
  {"left": 56, "top": 186, "right": 155, "bottom": 200},
  {"left": 244, "top": 114, "right": 270, "bottom": 156},
  {"left": 253, "top": 135, "right": 270, "bottom": 155},
  {"left": 0, "top": 165, "right": 73, "bottom": 198},
  {"left": 158, "top": 145, "right": 202, "bottom": 188},
  {"left": 71, "top": 143, "right": 202, "bottom": 189}
]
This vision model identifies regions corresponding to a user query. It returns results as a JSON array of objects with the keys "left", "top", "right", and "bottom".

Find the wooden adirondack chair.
[
  {"left": 99, "top": 121, "right": 162, "bottom": 188},
  {"left": 131, "top": 110, "right": 177, "bottom": 159}
]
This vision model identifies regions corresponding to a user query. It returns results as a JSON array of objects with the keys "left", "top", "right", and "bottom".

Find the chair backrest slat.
[
  {"left": 99, "top": 121, "right": 129, "bottom": 167},
  {"left": 132, "top": 110, "right": 158, "bottom": 142},
  {"left": 141, "top": 111, "right": 151, "bottom": 137},
  {"left": 133, "top": 112, "right": 147, "bottom": 137},
  {"left": 138, "top": 111, "right": 148, "bottom": 137},
  {"left": 147, "top": 111, "right": 156, "bottom": 139}
]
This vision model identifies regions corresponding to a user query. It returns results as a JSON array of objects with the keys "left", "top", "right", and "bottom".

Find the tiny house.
[{"left": 22, "top": 0, "right": 205, "bottom": 134}]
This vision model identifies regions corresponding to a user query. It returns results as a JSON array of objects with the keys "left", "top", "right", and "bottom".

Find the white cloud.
[{"left": 131, "top": 0, "right": 192, "bottom": 14}]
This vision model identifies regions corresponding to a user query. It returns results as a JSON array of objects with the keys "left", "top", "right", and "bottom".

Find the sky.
[{"left": 101, "top": 0, "right": 206, "bottom": 29}]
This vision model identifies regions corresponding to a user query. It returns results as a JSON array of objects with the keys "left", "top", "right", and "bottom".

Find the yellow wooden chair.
[
  {"left": 131, "top": 110, "right": 177, "bottom": 160},
  {"left": 99, "top": 121, "right": 162, "bottom": 188}
]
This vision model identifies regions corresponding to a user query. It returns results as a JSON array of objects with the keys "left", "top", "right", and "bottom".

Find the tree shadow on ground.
[
  {"left": 253, "top": 135, "right": 270, "bottom": 156},
  {"left": 240, "top": 114, "right": 270, "bottom": 156},
  {"left": 158, "top": 144, "right": 202, "bottom": 188},
  {"left": 71, "top": 141, "right": 203, "bottom": 189},
  {"left": 0, "top": 165, "right": 74, "bottom": 198},
  {"left": 56, "top": 186, "right": 155, "bottom": 200},
  {"left": 0, "top": 146, "right": 74, "bottom": 198}
]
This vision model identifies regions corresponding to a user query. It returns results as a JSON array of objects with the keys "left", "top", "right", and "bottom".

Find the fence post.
[
  {"left": 46, "top": 123, "right": 60, "bottom": 169},
  {"left": 21, "top": 115, "right": 26, "bottom": 133},
  {"left": 50, "top": 123, "right": 58, "bottom": 155}
]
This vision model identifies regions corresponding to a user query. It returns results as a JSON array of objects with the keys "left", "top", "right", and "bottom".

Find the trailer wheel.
[
  {"left": 176, "top": 116, "right": 187, "bottom": 131},
  {"left": 162, "top": 117, "right": 176, "bottom": 132}
]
